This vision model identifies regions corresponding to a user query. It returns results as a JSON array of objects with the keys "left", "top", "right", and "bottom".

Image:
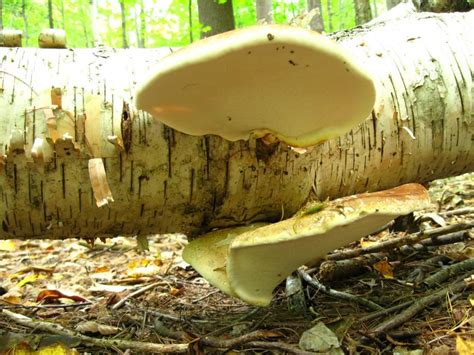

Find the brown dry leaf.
[
  {"left": 75, "top": 320, "right": 120, "bottom": 335},
  {"left": 169, "top": 287, "right": 182, "bottom": 296},
  {"left": 1, "top": 294, "right": 22, "bottom": 304},
  {"left": 36, "top": 289, "right": 88, "bottom": 303},
  {"left": 373, "top": 258, "right": 394, "bottom": 279},
  {"left": 94, "top": 265, "right": 110, "bottom": 273},
  {"left": 456, "top": 336, "right": 474, "bottom": 355}
]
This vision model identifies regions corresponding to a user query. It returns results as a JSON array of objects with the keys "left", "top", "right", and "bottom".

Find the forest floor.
[{"left": 0, "top": 173, "right": 473, "bottom": 354}]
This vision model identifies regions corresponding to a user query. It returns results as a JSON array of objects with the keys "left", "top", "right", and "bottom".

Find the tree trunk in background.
[
  {"left": 354, "top": 0, "right": 372, "bottom": 25},
  {"left": 60, "top": 0, "right": 65, "bottom": 29},
  {"left": 326, "top": 0, "right": 332, "bottom": 32},
  {"left": 386, "top": 0, "right": 401, "bottom": 9},
  {"left": 140, "top": 0, "right": 146, "bottom": 47},
  {"left": 0, "top": 12, "right": 472, "bottom": 240},
  {"left": 89, "top": 0, "right": 100, "bottom": 46},
  {"left": 197, "top": 0, "right": 235, "bottom": 38},
  {"left": 134, "top": 6, "right": 141, "bottom": 47},
  {"left": 47, "top": 0, "right": 54, "bottom": 28},
  {"left": 188, "top": 0, "right": 193, "bottom": 42},
  {"left": 372, "top": 0, "right": 378, "bottom": 16},
  {"left": 21, "top": 0, "right": 28, "bottom": 46},
  {"left": 307, "top": 0, "right": 324, "bottom": 32},
  {"left": 0, "top": 0, "right": 3, "bottom": 30},
  {"left": 256, "top": 0, "right": 273, "bottom": 23},
  {"left": 119, "top": 0, "right": 128, "bottom": 48}
]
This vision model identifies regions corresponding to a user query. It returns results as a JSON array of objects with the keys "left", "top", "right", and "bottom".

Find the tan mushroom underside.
[
  {"left": 136, "top": 25, "right": 375, "bottom": 147},
  {"left": 184, "top": 184, "right": 431, "bottom": 306}
]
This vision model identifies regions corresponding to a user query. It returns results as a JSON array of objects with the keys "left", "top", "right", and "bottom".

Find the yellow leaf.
[
  {"left": 2, "top": 295, "right": 22, "bottom": 304},
  {"left": 16, "top": 273, "right": 44, "bottom": 288},
  {"left": 360, "top": 239, "right": 378, "bottom": 248},
  {"left": 0, "top": 240, "right": 16, "bottom": 251},
  {"left": 373, "top": 259, "right": 394, "bottom": 279},
  {"left": 468, "top": 294, "right": 474, "bottom": 307},
  {"left": 456, "top": 336, "right": 474, "bottom": 355}
]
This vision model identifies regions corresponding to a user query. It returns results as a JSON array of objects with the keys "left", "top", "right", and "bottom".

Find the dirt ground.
[{"left": 0, "top": 173, "right": 473, "bottom": 354}]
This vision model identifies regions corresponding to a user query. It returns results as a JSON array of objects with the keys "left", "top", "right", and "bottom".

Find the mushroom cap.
[
  {"left": 182, "top": 223, "right": 267, "bottom": 297},
  {"left": 136, "top": 25, "right": 376, "bottom": 147},
  {"left": 183, "top": 184, "right": 431, "bottom": 306}
]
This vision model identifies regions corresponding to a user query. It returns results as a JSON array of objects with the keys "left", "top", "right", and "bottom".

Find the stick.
[
  {"left": 298, "top": 268, "right": 383, "bottom": 311},
  {"left": 370, "top": 276, "right": 472, "bottom": 335},
  {"left": 326, "top": 223, "right": 473, "bottom": 261},
  {"left": 111, "top": 281, "right": 166, "bottom": 310},
  {"left": 2, "top": 309, "right": 189, "bottom": 353},
  {"left": 424, "top": 258, "right": 474, "bottom": 288}
]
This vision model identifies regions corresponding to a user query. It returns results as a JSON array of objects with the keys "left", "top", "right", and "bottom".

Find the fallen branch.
[
  {"left": 370, "top": 275, "right": 472, "bottom": 335},
  {"left": 419, "top": 207, "right": 474, "bottom": 221},
  {"left": 111, "top": 281, "right": 167, "bottom": 310},
  {"left": 243, "top": 341, "right": 314, "bottom": 354},
  {"left": 298, "top": 268, "right": 383, "bottom": 311},
  {"left": 424, "top": 258, "right": 474, "bottom": 288},
  {"left": 326, "top": 223, "right": 473, "bottom": 261},
  {"left": 359, "top": 300, "right": 414, "bottom": 323},
  {"left": 2, "top": 309, "right": 189, "bottom": 353}
]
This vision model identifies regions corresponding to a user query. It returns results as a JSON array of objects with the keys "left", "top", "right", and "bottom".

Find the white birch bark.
[{"left": 0, "top": 11, "right": 472, "bottom": 240}]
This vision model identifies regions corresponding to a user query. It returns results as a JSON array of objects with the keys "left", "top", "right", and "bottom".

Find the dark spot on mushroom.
[
  {"left": 345, "top": 68, "right": 350, "bottom": 72},
  {"left": 247, "top": 51, "right": 251, "bottom": 54},
  {"left": 267, "top": 33, "right": 274, "bottom": 41},
  {"left": 288, "top": 60, "right": 297, "bottom": 66},
  {"left": 227, "top": 116, "right": 232, "bottom": 122},
  {"left": 282, "top": 46, "right": 285, "bottom": 49},
  {"left": 276, "top": 47, "right": 279, "bottom": 51},
  {"left": 305, "top": 64, "right": 310, "bottom": 67},
  {"left": 290, "top": 50, "right": 294, "bottom": 54}
]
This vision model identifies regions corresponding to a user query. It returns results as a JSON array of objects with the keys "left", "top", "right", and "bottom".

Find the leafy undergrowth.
[{"left": 0, "top": 174, "right": 473, "bottom": 354}]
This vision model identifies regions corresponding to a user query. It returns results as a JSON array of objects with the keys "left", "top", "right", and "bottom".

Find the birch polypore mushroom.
[
  {"left": 136, "top": 25, "right": 375, "bottom": 147},
  {"left": 184, "top": 184, "right": 431, "bottom": 306}
]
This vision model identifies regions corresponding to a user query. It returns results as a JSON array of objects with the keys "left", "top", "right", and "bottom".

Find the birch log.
[{"left": 0, "top": 11, "right": 472, "bottom": 240}]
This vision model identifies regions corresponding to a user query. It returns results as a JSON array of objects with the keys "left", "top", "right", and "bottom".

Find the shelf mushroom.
[
  {"left": 183, "top": 184, "right": 431, "bottom": 306},
  {"left": 136, "top": 25, "right": 375, "bottom": 147}
]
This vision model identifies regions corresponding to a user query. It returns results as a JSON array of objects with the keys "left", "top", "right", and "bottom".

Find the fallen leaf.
[
  {"left": 373, "top": 258, "right": 394, "bottom": 279},
  {"left": 456, "top": 336, "right": 474, "bottom": 355},
  {"left": 36, "top": 289, "right": 88, "bottom": 303},
  {"left": 0, "top": 240, "right": 16, "bottom": 251},
  {"left": 16, "top": 273, "right": 44, "bottom": 287},
  {"left": 299, "top": 321, "right": 343, "bottom": 354},
  {"left": 76, "top": 320, "right": 120, "bottom": 335}
]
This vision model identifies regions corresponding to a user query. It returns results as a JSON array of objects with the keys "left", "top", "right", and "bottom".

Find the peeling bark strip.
[{"left": 0, "top": 12, "right": 473, "bottom": 240}]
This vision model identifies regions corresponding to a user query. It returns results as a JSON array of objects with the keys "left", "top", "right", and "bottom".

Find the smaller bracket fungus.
[
  {"left": 184, "top": 184, "right": 431, "bottom": 306},
  {"left": 136, "top": 25, "right": 375, "bottom": 147}
]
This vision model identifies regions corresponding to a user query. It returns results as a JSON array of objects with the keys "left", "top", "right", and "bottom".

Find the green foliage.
[{"left": 2, "top": 0, "right": 388, "bottom": 48}]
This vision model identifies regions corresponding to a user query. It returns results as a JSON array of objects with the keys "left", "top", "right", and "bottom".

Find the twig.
[
  {"left": 318, "top": 253, "right": 385, "bottom": 282},
  {"left": 200, "top": 329, "right": 273, "bottom": 348},
  {"left": 419, "top": 207, "right": 474, "bottom": 221},
  {"left": 298, "top": 268, "right": 383, "bottom": 311},
  {"left": 400, "top": 231, "right": 470, "bottom": 254},
  {"left": 424, "top": 258, "right": 474, "bottom": 288},
  {"left": 0, "top": 302, "right": 91, "bottom": 310},
  {"left": 359, "top": 300, "right": 414, "bottom": 322},
  {"left": 370, "top": 275, "right": 472, "bottom": 335},
  {"left": 2, "top": 309, "right": 189, "bottom": 353},
  {"left": 326, "top": 223, "right": 473, "bottom": 261},
  {"left": 244, "top": 341, "right": 314, "bottom": 354},
  {"left": 111, "top": 281, "right": 167, "bottom": 310}
]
